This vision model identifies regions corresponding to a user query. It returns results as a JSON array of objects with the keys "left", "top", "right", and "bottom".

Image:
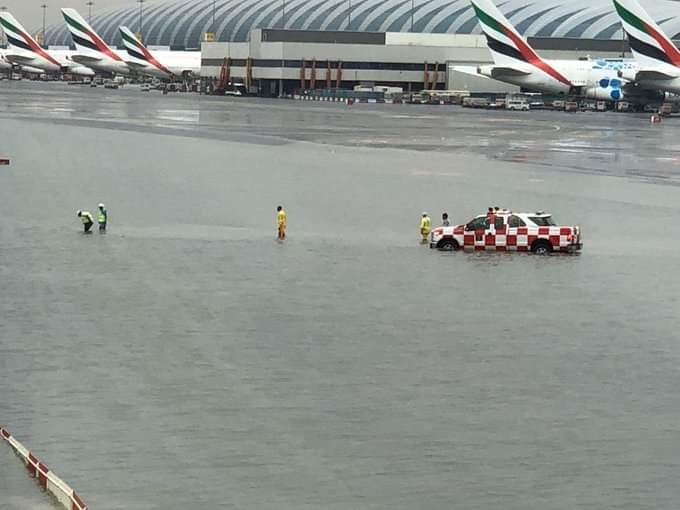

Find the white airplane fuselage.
[
  {"left": 68, "top": 49, "right": 131, "bottom": 75},
  {"left": 129, "top": 51, "right": 202, "bottom": 79},
  {"left": 479, "top": 58, "right": 639, "bottom": 100},
  {"left": 620, "top": 60, "right": 680, "bottom": 95},
  {"left": 3, "top": 48, "right": 94, "bottom": 76}
]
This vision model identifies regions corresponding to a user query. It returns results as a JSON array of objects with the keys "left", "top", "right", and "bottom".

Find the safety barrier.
[{"left": 0, "top": 428, "right": 87, "bottom": 510}]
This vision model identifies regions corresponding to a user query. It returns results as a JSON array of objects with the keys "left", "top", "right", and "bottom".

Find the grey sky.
[{"left": 1, "top": 0, "right": 141, "bottom": 29}]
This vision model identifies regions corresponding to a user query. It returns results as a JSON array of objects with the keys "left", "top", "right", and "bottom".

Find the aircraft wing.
[
  {"left": 70, "top": 54, "right": 103, "bottom": 65},
  {"left": 636, "top": 70, "right": 679, "bottom": 81},
  {"left": 124, "top": 60, "right": 149, "bottom": 69},
  {"left": 490, "top": 67, "right": 531, "bottom": 78},
  {"left": 4, "top": 53, "right": 38, "bottom": 66},
  {"left": 450, "top": 65, "right": 486, "bottom": 77}
]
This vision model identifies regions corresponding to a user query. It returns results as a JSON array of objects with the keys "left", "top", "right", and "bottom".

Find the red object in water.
[{"left": 0, "top": 158, "right": 10, "bottom": 165}]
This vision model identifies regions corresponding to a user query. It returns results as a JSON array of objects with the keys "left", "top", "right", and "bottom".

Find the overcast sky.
[{"left": 1, "top": 0, "right": 142, "bottom": 29}]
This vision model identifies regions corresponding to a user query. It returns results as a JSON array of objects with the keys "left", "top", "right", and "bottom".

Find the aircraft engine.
[{"left": 584, "top": 78, "right": 625, "bottom": 101}]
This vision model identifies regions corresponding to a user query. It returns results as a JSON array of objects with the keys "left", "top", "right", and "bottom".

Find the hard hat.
[
  {"left": 77, "top": 210, "right": 82, "bottom": 216},
  {"left": 422, "top": 211, "right": 428, "bottom": 216},
  {"left": 98, "top": 203, "right": 105, "bottom": 208}
]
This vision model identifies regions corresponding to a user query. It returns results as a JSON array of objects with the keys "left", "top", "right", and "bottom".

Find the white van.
[{"left": 506, "top": 99, "right": 530, "bottom": 111}]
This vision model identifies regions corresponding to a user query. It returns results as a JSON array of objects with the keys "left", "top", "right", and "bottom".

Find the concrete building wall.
[
  {"left": 202, "top": 36, "right": 492, "bottom": 90},
  {"left": 384, "top": 33, "right": 487, "bottom": 48}
]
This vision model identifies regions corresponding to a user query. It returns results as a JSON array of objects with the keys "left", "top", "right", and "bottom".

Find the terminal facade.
[{"left": 199, "top": 29, "right": 631, "bottom": 95}]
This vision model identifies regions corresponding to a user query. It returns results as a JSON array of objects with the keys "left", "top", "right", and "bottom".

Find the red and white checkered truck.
[{"left": 430, "top": 211, "right": 583, "bottom": 254}]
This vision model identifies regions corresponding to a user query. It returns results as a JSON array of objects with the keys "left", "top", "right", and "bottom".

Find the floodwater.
[{"left": 1, "top": 82, "right": 679, "bottom": 510}]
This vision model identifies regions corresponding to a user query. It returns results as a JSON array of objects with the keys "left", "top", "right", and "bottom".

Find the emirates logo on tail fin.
[{"left": 614, "top": 0, "right": 680, "bottom": 67}]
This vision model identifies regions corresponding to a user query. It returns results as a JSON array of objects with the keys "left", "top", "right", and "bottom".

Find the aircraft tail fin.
[
  {"left": 469, "top": 0, "right": 572, "bottom": 86},
  {"left": 61, "top": 8, "right": 123, "bottom": 62},
  {"left": 613, "top": 0, "right": 680, "bottom": 68},
  {"left": 0, "top": 11, "right": 61, "bottom": 67},
  {"left": 119, "top": 26, "right": 173, "bottom": 76}
]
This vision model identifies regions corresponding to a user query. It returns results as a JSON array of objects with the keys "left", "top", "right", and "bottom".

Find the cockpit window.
[{"left": 529, "top": 216, "right": 556, "bottom": 226}]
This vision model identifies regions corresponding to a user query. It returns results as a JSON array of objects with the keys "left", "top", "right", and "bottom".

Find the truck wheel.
[
  {"left": 437, "top": 239, "right": 459, "bottom": 251},
  {"left": 531, "top": 239, "right": 553, "bottom": 255}
]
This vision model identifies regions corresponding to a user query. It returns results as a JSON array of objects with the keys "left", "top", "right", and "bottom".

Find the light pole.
[
  {"left": 41, "top": 4, "right": 47, "bottom": 48},
  {"left": 137, "top": 0, "right": 144, "bottom": 42},
  {"left": 86, "top": 1, "right": 94, "bottom": 23},
  {"left": 347, "top": 0, "right": 351, "bottom": 30}
]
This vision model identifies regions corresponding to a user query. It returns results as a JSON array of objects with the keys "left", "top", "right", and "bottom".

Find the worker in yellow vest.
[
  {"left": 77, "top": 210, "right": 94, "bottom": 233},
  {"left": 277, "top": 205, "right": 287, "bottom": 241},
  {"left": 420, "top": 212, "right": 431, "bottom": 244},
  {"left": 97, "top": 203, "right": 108, "bottom": 232}
]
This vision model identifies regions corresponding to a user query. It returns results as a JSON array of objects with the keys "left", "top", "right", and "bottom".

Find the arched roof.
[{"left": 45, "top": 0, "right": 680, "bottom": 50}]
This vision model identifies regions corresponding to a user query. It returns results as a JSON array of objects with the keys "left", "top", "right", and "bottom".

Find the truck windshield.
[
  {"left": 466, "top": 217, "right": 488, "bottom": 230},
  {"left": 529, "top": 216, "right": 556, "bottom": 226}
]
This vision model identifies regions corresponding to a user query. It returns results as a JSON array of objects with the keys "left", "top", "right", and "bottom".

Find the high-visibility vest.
[
  {"left": 420, "top": 216, "right": 431, "bottom": 231},
  {"left": 277, "top": 210, "right": 287, "bottom": 227},
  {"left": 80, "top": 212, "right": 93, "bottom": 224},
  {"left": 98, "top": 210, "right": 107, "bottom": 224}
]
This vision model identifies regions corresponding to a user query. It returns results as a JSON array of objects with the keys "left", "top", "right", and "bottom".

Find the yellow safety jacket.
[
  {"left": 277, "top": 210, "right": 287, "bottom": 228},
  {"left": 80, "top": 212, "right": 94, "bottom": 224},
  {"left": 98, "top": 210, "right": 107, "bottom": 224},
  {"left": 420, "top": 216, "right": 431, "bottom": 233}
]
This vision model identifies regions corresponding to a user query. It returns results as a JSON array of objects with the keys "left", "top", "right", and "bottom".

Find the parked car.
[
  {"left": 430, "top": 210, "right": 582, "bottom": 254},
  {"left": 506, "top": 99, "right": 530, "bottom": 111}
]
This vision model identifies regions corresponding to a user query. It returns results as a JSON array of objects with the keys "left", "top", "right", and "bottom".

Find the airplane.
[
  {"left": 613, "top": 0, "right": 680, "bottom": 95},
  {"left": 119, "top": 26, "right": 201, "bottom": 79},
  {"left": 0, "top": 48, "right": 47, "bottom": 74},
  {"left": 469, "top": 0, "right": 638, "bottom": 101},
  {"left": 0, "top": 11, "right": 94, "bottom": 76},
  {"left": 61, "top": 8, "right": 130, "bottom": 75}
]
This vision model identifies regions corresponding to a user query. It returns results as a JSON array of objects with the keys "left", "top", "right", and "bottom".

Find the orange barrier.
[{"left": 0, "top": 428, "right": 87, "bottom": 510}]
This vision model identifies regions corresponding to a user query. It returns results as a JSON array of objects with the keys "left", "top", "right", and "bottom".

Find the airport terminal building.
[{"left": 43, "top": 0, "right": 680, "bottom": 93}]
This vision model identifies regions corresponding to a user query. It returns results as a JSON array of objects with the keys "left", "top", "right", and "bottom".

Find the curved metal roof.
[{"left": 46, "top": 0, "right": 680, "bottom": 50}]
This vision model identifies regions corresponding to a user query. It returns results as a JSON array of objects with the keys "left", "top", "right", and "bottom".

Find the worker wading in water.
[
  {"left": 277, "top": 205, "right": 287, "bottom": 241},
  {"left": 97, "top": 203, "right": 108, "bottom": 232},
  {"left": 420, "top": 212, "right": 432, "bottom": 244},
  {"left": 77, "top": 210, "right": 94, "bottom": 233}
]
